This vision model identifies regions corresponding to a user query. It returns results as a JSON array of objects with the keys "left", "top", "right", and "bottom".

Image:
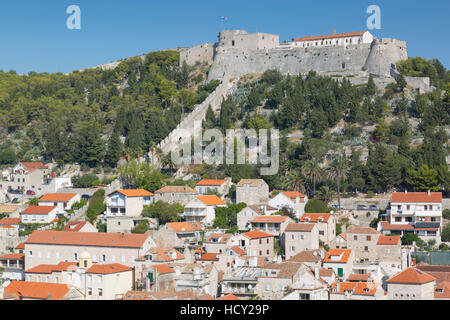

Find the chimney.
[
  {"left": 412, "top": 257, "right": 416, "bottom": 266},
  {"left": 405, "top": 190, "right": 407, "bottom": 194},
  {"left": 427, "top": 190, "right": 430, "bottom": 196}
]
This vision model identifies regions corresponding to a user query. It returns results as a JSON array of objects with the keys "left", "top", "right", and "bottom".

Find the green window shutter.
[
  {"left": 338, "top": 268, "right": 343, "bottom": 277},
  {"left": 148, "top": 272, "right": 153, "bottom": 282}
]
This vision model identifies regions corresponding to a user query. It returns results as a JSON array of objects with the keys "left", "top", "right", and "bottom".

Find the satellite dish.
[
  {"left": 330, "top": 210, "right": 334, "bottom": 215},
  {"left": 2, "top": 280, "right": 11, "bottom": 288}
]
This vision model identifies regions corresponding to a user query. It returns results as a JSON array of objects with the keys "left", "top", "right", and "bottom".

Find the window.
[
  {"left": 367, "top": 236, "right": 371, "bottom": 241},
  {"left": 395, "top": 217, "right": 402, "bottom": 222},
  {"left": 88, "top": 287, "right": 92, "bottom": 296},
  {"left": 259, "top": 250, "right": 262, "bottom": 256},
  {"left": 37, "top": 276, "right": 41, "bottom": 282},
  {"left": 56, "top": 252, "right": 60, "bottom": 259},
  {"left": 55, "top": 277, "right": 59, "bottom": 283},
  {"left": 267, "top": 250, "right": 269, "bottom": 254},
  {"left": 406, "top": 205, "right": 410, "bottom": 210},
  {"left": 319, "top": 231, "right": 324, "bottom": 236},
  {"left": 364, "top": 246, "right": 369, "bottom": 252},
  {"left": 300, "top": 235, "right": 304, "bottom": 240},
  {"left": 291, "top": 246, "right": 295, "bottom": 251},
  {"left": 267, "top": 238, "right": 269, "bottom": 244},
  {"left": 98, "top": 288, "right": 103, "bottom": 297},
  {"left": 354, "top": 235, "right": 357, "bottom": 240},
  {"left": 424, "top": 205, "right": 428, "bottom": 211},
  {"left": 111, "top": 255, "right": 116, "bottom": 262},
  {"left": 259, "top": 239, "right": 262, "bottom": 245},
  {"left": 101, "top": 254, "right": 106, "bottom": 262},
  {"left": 84, "top": 260, "right": 88, "bottom": 268},
  {"left": 232, "top": 40, "right": 235, "bottom": 46},
  {"left": 29, "top": 251, "right": 33, "bottom": 257},
  {"left": 46, "top": 276, "right": 49, "bottom": 283},
  {"left": 74, "top": 253, "right": 78, "bottom": 260},
  {"left": 28, "top": 275, "right": 32, "bottom": 281}
]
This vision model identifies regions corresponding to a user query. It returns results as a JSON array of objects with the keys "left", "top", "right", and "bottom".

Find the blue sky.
[{"left": 0, "top": 0, "right": 448, "bottom": 74}]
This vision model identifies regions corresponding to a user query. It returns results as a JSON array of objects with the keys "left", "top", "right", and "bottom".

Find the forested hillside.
[
  {"left": 198, "top": 58, "right": 449, "bottom": 198},
  {"left": 0, "top": 50, "right": 217, "bottom": 168}
]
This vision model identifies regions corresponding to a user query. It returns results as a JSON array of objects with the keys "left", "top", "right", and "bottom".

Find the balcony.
[{"left": 183, "top": 209, "right": 206, "bottom": 217}]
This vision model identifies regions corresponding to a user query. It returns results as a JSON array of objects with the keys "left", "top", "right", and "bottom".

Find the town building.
[
  {"left": 283, "top": 223, "right": 319, "bottom": 260},
  {"left": 195, "top": 178, "right": 232, "bottom": 198},
  {"left": 154, "top": 186, "right": 198, "bottom": 205},
  {"left": 236, "top": 230, "right": 275, "bottom": 258},
  {"left": 151, "top": 221, "right": 202, "bottom": 247},
  {"left": 387, "top": 267, "right": 436, "bottom": 300},
  {"left": 63, "top": 221, "right": 97, "bottom": 232},
  {"left": 269, "top": 191, "right": 308, "bottom": 219},
  {"left": 281, "top": 266, "right": 330, "bottom": 300},
  {"left": 257, "top": 262, "right": 304, "bottom": 300},
  {"left": 204, "top": 233, "right": 233, "bottom": 254},
  {"left": 183, "top": 195, "right": 226, "bottom": 226},
  {"left": 323, "top": 249, "right": 354, "bottom": 279},
  {"left": 250, "top": 215, "right": 295, "bottom": 238},
  {"left": 5, "top": 162, "right": 48, "bottom": 193},
  {"left": 345, "top": 226, "right": 380, "bottom": 262},
  {"left": 291, "top": 30, "right": 374, "bottom": 48},
  {"left": 376, "top": 235, "right": 402, "bottom": 268},
  {"left": 237, "top": 204, "right": 278, "bottom": 231},
  {"left": 171, "top": 263, "right": 219, "bottom": 298},
  {"left": 299, "top": 213, "right": 336, "bottom": 244},
  {"left": 38, "top": 193, "right": 81, "bottom": 214},
  {"left": 236, "top": 179, "right": 269, "bottom": 206},
  {"left": 287, "top": 249, "right": 323, "bottom": 269},
  {"left": 0, "top": 253, "right": 25, "bottom": 281},
  {"left": 221, "top": 266, "right": 263, "bottom": 298},
  {"left": 20, "top": 205, "right": 58, "bottom": 224},
  {"left": 106, "top": 189, "right": 154, "bottom": 217}
]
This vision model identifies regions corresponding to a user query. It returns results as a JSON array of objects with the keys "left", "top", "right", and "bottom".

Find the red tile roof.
[
  {"left": 4, "top": 281, "right": 72, "bottom": 300},
  {"left": 196, "top": 253, "right": 219, "bottom": 261},
  {"left": 15, "top": 242, "right": 25, "bottom": 249},
  {"left": 63, "top": 221, "right": 88, "bottom": 232},
  {"left": 251, "top": 215, "right": 289, "bottom": 223},
  {"left": 149, "top": 247, "right": 184, "bottom": 261},
  {"left": 0, "top": 253, "right": 24, "bottom": 260},
  {"left": 26, "top": 262, "right": 78, "bottom": 274},
  {"left": 218, "top": 294, "right": 240, "bottom": 300},
  {"left": 347, "top": 226, "right": 379, "bottom": 234},
  {"left": 285, "top": 223, "right": 315, "bottom": 232},
  {"left": 387, "top": 267, "right": 436, "bottom": 284},
  {"left": 197, "top": 195, "right": 225, "bottom": 206},
  {"left": 152, "top": 264, "right": 175, "bottom": 275},
  {"left": 231, "top": 246, "right": 246, "bottom": 256},
  {"left": 323, "top": 249, "right": 352, "bottom": 264},
  {"left": 288, "top": 250, "right": 322, "bottom": 263},
  {"left": 281, "top": 191, "right": 307, "bottom": 200},
  {"left": 86, "top": 263, "right": 132, "bottom": 274},
  {"left": 435, "top": 281, "right": 450, "bottom": 299},
  {"left": 21, "top": 206, "right": 56, "bottom": 215},
  {"left": 1, "top": 225, "right": 16, "bottom": 229},
  {"left": 155, "top": 186, "right": 197, "bottom": 193},
  {"left": 39, "top": 193, "right": 77, "bottom": 202},
  {"left": 300, "top": 213, "right": 331, "bottom": 223},
  {"left": 20, "top": 162, "right": 48, "bottom": 170},
  {"left": 347, "top": 274, "right": 372, "bottom": 282},
  {"left": 242, "top": 230, "right": 274, "bottom": 239},
  {"left": 25, "top": 230, "right": 150, "bottom": 248},
  {"left": 196, "top": 179, "right": 227, "bottom": 186},
  {"left": 166, "top": 221, "right": 202, "bottom": 233},
  {"left": 391, "top": 192, "right": 442, "bottom": 203},
  {"left": 117, "top": 189, "right": 154, "bottom": 197},
  {"left": 294, "top": 31, "right": 367, "bottom": 42},
  {"left": 336, "top": 281, "right": 378, "bottom": 295},
  {"left": 380, "top": 221, "right": 414, "bottom": 231},
  {"left": 377, "top": 235, "right": 400, "bottom": 245},
  {"left": 0, "top": 217, "right": 21, "bottom": 225}
]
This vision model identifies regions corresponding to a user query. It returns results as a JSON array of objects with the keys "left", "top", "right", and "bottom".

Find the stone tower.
[{"left": 364, "top": 38, "right": 408, "bottom": 77}]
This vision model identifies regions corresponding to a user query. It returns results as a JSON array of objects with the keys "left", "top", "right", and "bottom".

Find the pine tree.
[
  {"left": 366, "top": 74, "right": 377, "bottom": 96},
  {"left": 105, "top": 130, "right": 123, "bottom": 168}
]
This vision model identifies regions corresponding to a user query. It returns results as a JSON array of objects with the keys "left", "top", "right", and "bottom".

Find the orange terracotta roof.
[
  {"left": 197, "top": 195, "right": 225, "bottom": 206},
  {"left": 337, "top": 281, "right": 378, "bottom": 295},
  {"left": 251, "top": 215, "right": 289, "bottom": 223},
  {"left": 20, "top": 162, "right": 48, "bottom": 170},
  {"left": 285, "top": 223, "right": 315, "bottom": 232},
  {"left": 294, "top": 31, "right": 367, "bottom": 42},
  {"left": 288, "top": 250, "right": 322, "bottom": 263},
  {"left": 196, "top": 253, "right": 219, "bottom": 261},
  {"left": 166, "top": 221, "right": 202, "bottom": 233},
  {"left": 323, "top": 249, "right": 352, "bottom": 264},
  {"left": 25, "top": 230, "right": 150, "bottom": 248},
  {"left": 377, "top": 235, "right": 400, "bottom": 245},
  {"left": 231, "top": 246, "right": 246, "bottom": 256},
  {"left": 15, "top": 242, "right": 25, "bottom": 249},
  {"left": 0, "top": 253, "right": 24, "bottom": 260},
  {"left": 380, "top": 221, "right": 414, "bottom": 231},
  {"left": 300, "top": 213, "right": 331, "bottom": 223},
  {"left": 196, "top": 179, "right": 227, "bottom": 186},
  {"left": 339, "top": 233, "right": 347, "bottom": 240},
  {"left": 0, "top": 217, "right": 21, "bottom": 225},
  {"left": 155, "top": 186, "right": 197, "bottom": 193},
  {"left": 347, "top": 274, "right": 372, "bottom": 281},
  {"left": 26, "top": 262, "right": 78, "bottom": 274},
  {"left": 63, "top": 221, "right": 88, "bottom": 232},
  {"left": 1, "top": 225, "right": 16, "bottom": 229},
  {"left": 117, "top": 189, "right": 154, "bottom": 197},
  {"left": 347, "top": 226, "right": 379, "bottom": 234},
  {"left": 87, "top": 263, "right": 132, "bottom": 274},
  {"left": 218, "top": 294, "right": 240, "bottom": 300},
  {"left": 39, "top": 193, "right": 77, "bottom": 202},
  {"left": 242, "top": 230, "right": 274, "bottom": 239},
  {"left": 391, "top": 192, "right": 442, "bottom": 203},
  {"left": 387, "top": 267, "right": 436, "bottom": 284},
  {"left": 4, "top": 281, "right": 72, "bottom": 300},
  {"left": 205, "top": 233, "right": 232, "bottom": 243},
  {"left": 281, "top": 191, "right": 307, "bottom": 200},
  {"left": 149, "top": 247, "right": 185, "bottom": 261},
  {"left": 21, "top": 206, "right": 57, "bottom": 215},
  {"left": 152, "top": 264, "right": 175, "bottom": 274},
  {"left": 435, "top": 281, "right": 450, "bottom": 299}
]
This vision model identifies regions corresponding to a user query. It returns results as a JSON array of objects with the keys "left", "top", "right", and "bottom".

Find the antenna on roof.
[{"left": 333, "top": 29, "right": 336, "bottom": 34}]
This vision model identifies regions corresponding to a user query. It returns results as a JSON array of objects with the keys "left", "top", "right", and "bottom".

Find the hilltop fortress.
[{"left": 179, "top": 29, "right": 432, "bottom": 93}]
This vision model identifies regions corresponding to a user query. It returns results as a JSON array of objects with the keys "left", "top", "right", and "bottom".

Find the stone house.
[
  {"left": 235, "top": 230, "right": 275, "bottom": 258},
  {"left": 183, "top": 195, "right": 226, "bottom": 226},
  {"left": 299, "top": 213, "right": 336, "bottom": 244},
  {"left": 387, "top": 267, "right": 436, "bottom": 300},
  {"left": 287, "top": 249, "right": 323, "bottom": 269},
  {"left": 20, "top": 205, "right": 58, "bottom": 224},
  {"left": 172, "top": 262, "right": 219, "bottom": 298},
  {"left": 281, "top": 266, "right": 330, "bottom": 300},
  {"left": 346, "top": 226, "right": 380, "bottom": 262},
  {"left": 330, "top": 281, "right": 383, "bottom": 300},
  {"left": 269, "top": 191, "right": 308, "bottom": 219},
  {"left": 143, "top": 263, "right": 176, "bottom": 292},
  {"left": 236, "top": 179, "right": 269, "bottom": 206},
  {"left": 257, "top": 262, "right": 304, "bottom": 300},
  {"left": 237, "top": 204, "right": 278, "bottom": 231},
  {"left": 323, "top": 248, "right": 354, "bottom": 280},
  {"left": 221, "top": 266, "right": 263, "bottom": 298},
  {"left": 376, "top": 235, "right": 402, "bottom": 268},
  {"left": 283, "top": 223, "right": 319, "bottom": 260},
  {"left": 106, "top": 189, "right": 154, "bottom": 217},
  {"left": 63, "top": 221, "right": 98, "bottom": 233},
  {"left": 4, "top": 162, "right": 48, "bottom": 193},
  {"left": 0, "top": 253, "right": 25, "bottom": 281},
  {"left": 38, "top": 193, "right": 81, "bottom": 215},
  {"left": 154, "top": 186, "right": 198, "bottom": 205},
  {"left": 204, "top": 233, "right": 233, "bottom": 254},
  {"left": 250, "top": 215, "right": 295, "bottom": 239},
  {"left": 151, "top": 221, "right": 202, "bottom": 248},
  {"left": 195, "top": 178, "right": 232, "bottom": 198}
]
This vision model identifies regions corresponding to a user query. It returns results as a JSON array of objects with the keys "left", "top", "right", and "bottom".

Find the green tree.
[
  {"left": 305, "top": 198, "right": 330, "bottom": 213},
  {"left": 396, "top": 74, "right": 407, "bottom": 92},
  {"left": 105, "top": 130, "right": 123, "bottom": 168},
  {"left": 141, "top": 201, "right": 181, "bottom": 224},
  {"left": 302, "top": 158, "right": 323, "bottom": 195},
  {"left": 406, "top": 164, "right": 440, "bottom": 192},
  {"left": 327, "top": 156, "right": 349, "bottom": 209},
  {"left": 75, "top": 122, "right": 105, "bottom": 168}
]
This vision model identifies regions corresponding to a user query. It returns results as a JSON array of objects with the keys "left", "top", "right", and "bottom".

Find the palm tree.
[
  {"left": 281, "top": 169, "right": 306, "bottom": 193},
  {"left": 302, "top": 158, "right": 323, "bottom": 196},
  {"left": 327, "top": 156, "right": 349, "bottom": 209},
  {"left": 316, "top": 186, "right": 334, "bottom": 205}
]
